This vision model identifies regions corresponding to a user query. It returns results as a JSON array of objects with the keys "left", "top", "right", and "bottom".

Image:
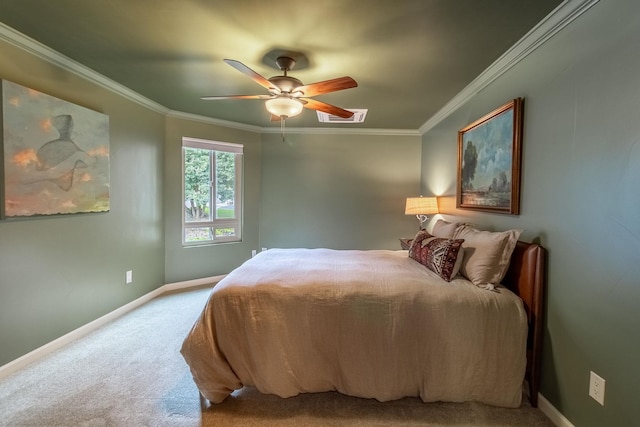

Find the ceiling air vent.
[{"left": 317, "top": 109, "right": 367, "bottom": 123}]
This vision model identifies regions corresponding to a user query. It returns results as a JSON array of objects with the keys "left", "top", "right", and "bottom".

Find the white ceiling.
[{"left": 0, "top": 0, "right": 566, "bottom": 130}]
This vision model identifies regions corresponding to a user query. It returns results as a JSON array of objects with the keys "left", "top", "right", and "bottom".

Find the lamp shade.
[
  {"left": 265, "top": 97, "right": 304, "bottom": 118},
  {"left": 405, "top": 196, "right": 438, "bottom": 215}
]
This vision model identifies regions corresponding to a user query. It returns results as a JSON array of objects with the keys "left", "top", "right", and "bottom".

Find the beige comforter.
[{"left": 181, "top": 248, "right": 528, "bottom": 407}]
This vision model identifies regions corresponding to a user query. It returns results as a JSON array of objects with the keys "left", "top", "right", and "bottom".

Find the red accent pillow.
[{"left": 408, "top": 230, "right": 465, "bottom": 282}]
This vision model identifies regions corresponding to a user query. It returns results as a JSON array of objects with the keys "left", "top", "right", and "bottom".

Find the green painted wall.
[
  {"left": 163, "top": 117, "right": 262, "bottom": 283},
  {"left": 0, "top": 40, "right": 166, "bottom": 365},
  {"left": 260, "top": 132, "right": 422, "bottom": 250},
  {"left": 420, "top": 1, "right": 640, "bottom": 425},
  {"left": 3, "top": 2, "right": 639, "bottom": 425}
]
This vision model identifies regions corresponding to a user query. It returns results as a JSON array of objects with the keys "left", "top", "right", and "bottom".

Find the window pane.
[
  {"left": 184, "top": 147, "right": 212, "bottom": 222},
  {"left": 215, "top": 151, "right": 235, "bottom": 219},
  {"left": 182, "top": 137, "right": 243, "bottom": 246},
  {"left": 185, "top": 227, "right": 212, "bottom": 242},
  {"left": 215, "top": 228, "right": 236, "bottom": 237}
]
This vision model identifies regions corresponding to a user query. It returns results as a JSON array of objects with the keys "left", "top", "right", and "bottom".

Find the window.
[{"left": 182, "top": 137, "right": 243, "bottom": 245}]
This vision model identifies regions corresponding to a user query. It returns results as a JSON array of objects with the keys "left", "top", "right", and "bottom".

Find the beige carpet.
[{"left": 0, "top": 287, "right": 555, "bottom": 426}]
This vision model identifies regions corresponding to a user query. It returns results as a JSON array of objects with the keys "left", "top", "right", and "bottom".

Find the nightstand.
[{"left": 399, "top": 238, "right": 413, "bottom": 250}]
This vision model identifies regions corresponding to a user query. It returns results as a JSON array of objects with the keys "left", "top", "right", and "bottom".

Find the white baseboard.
[
  {"left": 0, "top": 275, "right": 224, "bottom": 380},
  {"left": 163, "top": 275, "right": 225, "bottom": 292},
  {"left": 539, "top": 393, "right": 575, "bottom": 427}
]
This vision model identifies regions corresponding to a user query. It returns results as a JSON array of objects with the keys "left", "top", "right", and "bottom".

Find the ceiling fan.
[{"left": 201, "top": 56, "right": 358, "bottom": 121}]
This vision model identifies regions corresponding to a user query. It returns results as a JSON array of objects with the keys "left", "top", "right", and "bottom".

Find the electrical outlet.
[
  {"left": 125, "top": 270, "right": 133, "bottom": 284},
  {"left": 589, "top": 371, "right": 605, "bottom": 406},
  {"left": 251, "top": 249, "right": 257, "bottom": 257},
  {"left": 262, "top": 247, "right": 267, "bottom": 252}
]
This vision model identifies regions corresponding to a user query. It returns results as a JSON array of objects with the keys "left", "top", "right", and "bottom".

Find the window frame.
[{"left": 181, "top": 137, "right": 243, "bottom": 246}]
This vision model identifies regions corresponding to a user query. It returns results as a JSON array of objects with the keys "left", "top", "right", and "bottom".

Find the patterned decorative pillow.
[
  {"left": 408, "top": 230, "right": 465, "bottom": 282},
  {"left": 408, "top": 229, "right": 431, "bottom": 259}
]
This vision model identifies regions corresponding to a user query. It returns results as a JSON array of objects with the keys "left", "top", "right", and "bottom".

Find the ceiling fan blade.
[
  {"left": 224, "top": 59, "right": 280, "bottom": 93},
  {"left": 302, "top": 98, "right": 354, "bottom": 118},
  {"left": 296, "top": 76, "right": 357, "bottom": 97},
  {"left": 200, "top": 95, "right": 271, "bottom": 100}
]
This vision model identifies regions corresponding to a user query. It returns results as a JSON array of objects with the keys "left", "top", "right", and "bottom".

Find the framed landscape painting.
[
  {"left": 1, "top": 80, "right": 110, "bottom": 218},
  {"left": 457, "top": 98, "right": 524, "bottom": 215}
]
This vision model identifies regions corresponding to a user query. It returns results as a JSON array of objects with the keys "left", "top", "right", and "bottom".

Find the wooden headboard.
[{"left": 502, "top": 241, "right": 546, "bottom": 408}]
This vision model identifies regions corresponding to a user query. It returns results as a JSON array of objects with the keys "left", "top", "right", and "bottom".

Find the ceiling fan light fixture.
[{"left": 265, "top": 97, "right": 304, "bottom": 118}]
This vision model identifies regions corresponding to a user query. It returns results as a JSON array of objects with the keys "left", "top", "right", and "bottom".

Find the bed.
[{"left": 181, "top": 227, "right": 546, "bottom": 409}]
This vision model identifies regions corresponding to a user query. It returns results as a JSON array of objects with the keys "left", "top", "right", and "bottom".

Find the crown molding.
[
  {"left": 166, "top": 110, "right": 264, "bottom": 133},
  {"left": 167, "top": 110, "right": 419, "bottom": 136},
  {"left": 0, "top": 22, "right": 169, "bottom": 115},
  {"left": 418, "top": 0, "right": 600, "bottom": 135},
  {"left": 0, "top": 22, "right": 417, "bottom": 136},
  {"left": 1, "top": 0, "right": 599, "bottom": 137},
  {"left": 259, "top": 126, "right": 421, "bottom": 136}
]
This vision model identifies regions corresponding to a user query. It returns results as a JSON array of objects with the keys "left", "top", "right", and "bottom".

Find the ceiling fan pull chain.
[{"left": 281, "top": 116, "right": 285, "bottom": 143}]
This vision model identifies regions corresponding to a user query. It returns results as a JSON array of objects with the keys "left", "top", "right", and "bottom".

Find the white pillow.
[
  {"left": 452, "top": 225, "right": 522, "bottom": 286},
  {"left": 431, "top": 219, "right": 459, "bottom": 239}
]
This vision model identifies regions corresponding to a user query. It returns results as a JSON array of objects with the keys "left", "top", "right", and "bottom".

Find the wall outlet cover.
[{"left": 589, "top": 371, "right": 605, "bottom": 406}]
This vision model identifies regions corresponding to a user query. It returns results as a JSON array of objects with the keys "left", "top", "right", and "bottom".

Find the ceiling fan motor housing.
[{"left": 268, "top": 76, "right": 303, "bottom": 94}]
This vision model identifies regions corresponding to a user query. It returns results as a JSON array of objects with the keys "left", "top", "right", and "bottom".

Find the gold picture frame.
[{"left": 457, "top": 98, "right": 524, "bottom": 214}]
